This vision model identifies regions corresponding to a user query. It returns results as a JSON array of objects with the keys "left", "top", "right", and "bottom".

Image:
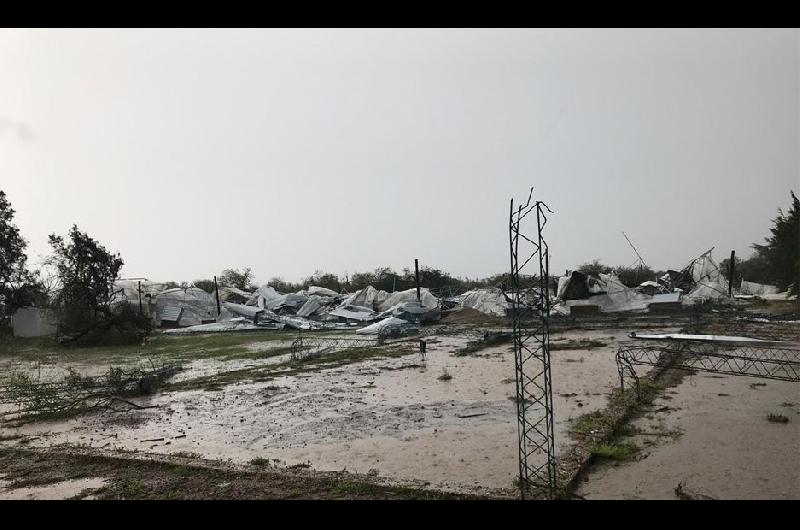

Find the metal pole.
[
  {"left": 728, "top": 250, "right": 735, "bottom": 297},
  {"left": 414, "top": 259, "right": 421, "bottom": 302},
  {"left": 214, "top": 275, "right": 221, "bottom": 316}
]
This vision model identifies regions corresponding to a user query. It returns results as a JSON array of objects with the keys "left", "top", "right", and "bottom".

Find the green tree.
[
  {"left": 719, "top": 253, "right": 771, "bottom": 287},
  {"left": 577, "top": 260, "right": 613, "bottom": 278},
  {"left": 0, "top": 190, "right": 46, "bottom": 322},
  {"left": 192, "top": 279, "right": 216, "bottom": 293},
  {"left": 266, "top": 276, "right": 301, "bottom": 293},
  {"left": 614, "top": 265, "right": 657, "bottom": 288},
  {"left": 218, "top": 268, "right": 256, "bottom": 291},
  {"left": 302, "top": 270, "right": 341, "bottom": 292},
  {"left": 753, "top": 191, "right": 800, "bottom": 295},
  {"left": 48, "top": 225, "right": 148, "bottom": 345}
]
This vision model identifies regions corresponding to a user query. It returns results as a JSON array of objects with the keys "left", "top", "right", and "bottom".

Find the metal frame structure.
[
  {"left": 617, "top": 338, "right": 800, "bottom": 397},
  {"left": 508, "top": 188, "right": 556, "bottom": 499},
  {"left": 290, "top": 335, "right": 381, "bottom": 360}
]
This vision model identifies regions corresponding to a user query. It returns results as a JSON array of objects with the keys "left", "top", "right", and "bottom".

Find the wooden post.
[
  {"left": 138, "top": 281, "right": 143, "bottom": 315},
  {"left": 414, "top": 259, "right": 421, "bottom": 302},
  {"left": 214, "top": 275, "right": 221, "bottom": 316},
  {"left": 728, "top": 250, "right": 735, "bottom": 297}
]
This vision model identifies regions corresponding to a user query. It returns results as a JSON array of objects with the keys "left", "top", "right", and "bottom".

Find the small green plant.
[
  {"left": 589, "top": 441, "right": 640, "bottom": 461},
  {"left": 574, "top": 412, "right": 603, "bottom": 435},
  {"left": 767, "top": 413, "right": 789, "bottom": 424},
  {"left": 249, "top": 457, "right": 272, "bottom": 467}
]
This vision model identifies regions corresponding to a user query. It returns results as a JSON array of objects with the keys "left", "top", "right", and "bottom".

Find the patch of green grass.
[
  {"left": 0, "top": 330, "right": 300, "bottom": 365},
  {"left": 767, "top": 413, "right": 789, "bottom": 424},
  {"left": 637, "top": 377, "right": 664, "bottom": 392},
  {"left": 573, "top": 412, "right": 603, "bottom": 435},
  {"left": 589, "top": 442, "right": 640, "bottom": 461}
]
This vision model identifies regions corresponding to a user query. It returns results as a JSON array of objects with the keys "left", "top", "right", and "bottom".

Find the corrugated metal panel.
[{"left": 160, "top": 305, "right": 182, "bottom": 322}]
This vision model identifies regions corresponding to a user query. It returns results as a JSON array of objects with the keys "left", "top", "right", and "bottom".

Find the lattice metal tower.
[{"left": 508, "top": 188, "right": 556, "bottom": 499}]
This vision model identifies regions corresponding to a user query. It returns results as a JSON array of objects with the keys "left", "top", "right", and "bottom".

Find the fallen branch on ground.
[{"left": 0, "top": 363, "right": 181, "bottom": 420}]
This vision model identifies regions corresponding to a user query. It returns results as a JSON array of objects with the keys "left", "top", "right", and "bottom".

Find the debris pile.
[
  {"left": 97, "top": 246, "right": 795, "bottom": 335},
  {"left": 551, "top": 249, "right": 761, "bottom": 315},
  {"left": 145, "top": 282, "right": 442, "bottom": 336},
  {"left": 454, "top": 289, "right": 512, "bottom": 317}
]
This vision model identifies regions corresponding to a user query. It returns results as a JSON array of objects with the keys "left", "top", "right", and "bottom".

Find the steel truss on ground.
[
  {"left": 617, "top": 338, "right": 800, "bottom": 397},
  {"left": 290, "top": 335, "right": 381, "bottom": 360},
  {"left": 508, "top": 188, "right": 556, "bottom": 499}
]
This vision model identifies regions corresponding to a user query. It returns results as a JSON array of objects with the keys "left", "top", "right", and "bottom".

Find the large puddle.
[
  {"left": 575, "top": 372, "right": 800, "bottom": 499},
  {"left": 3, "top": 328, "right": 670, "bottom": 495}
]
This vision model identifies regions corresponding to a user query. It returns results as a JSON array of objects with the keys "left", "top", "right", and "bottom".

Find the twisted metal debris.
[{"left": 617, "top": 338, "right": 800, "bottom": 397}]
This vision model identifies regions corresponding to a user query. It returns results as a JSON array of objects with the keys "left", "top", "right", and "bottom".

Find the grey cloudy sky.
[{"left": 1, "top": 28, "right": 798, "bottom": 284}]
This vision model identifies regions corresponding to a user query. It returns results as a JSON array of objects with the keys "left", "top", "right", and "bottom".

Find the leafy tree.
[
  {"left": 302, "top": 270, "right": 341, "bottom": 292},
  {"left": 753, "top": 191, "right": 799, "bottom": 296},
  {"left": 267, "top": 276, "right": 301, "bottom": 293},
  {"left": 614, "top": 265, "right": 657, "bottom": 288},
  {"left": 719, "top": 253, "right": 771, "bottom": 287},
  {"left": 192, "top": 279, "right": 216, "bottom": 294},
  {"left": 576, "top": 260, "right": 613, "bottom": 279},
  {"left": 0, "top": 190, "right": 46, "bottom": 323},
  {"left": 163, "top": 281, "right": 189, "bottom": 290},
  {"left": 48, "top": 225, "right": 148, "bottom": 345},
  {"left": 218, "top": 268, "right": 256, "bottom": 291}
]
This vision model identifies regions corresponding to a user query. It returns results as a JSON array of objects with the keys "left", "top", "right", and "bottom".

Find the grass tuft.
[{"left": 589, "top": 442, "right": 640, "bottom": 461}]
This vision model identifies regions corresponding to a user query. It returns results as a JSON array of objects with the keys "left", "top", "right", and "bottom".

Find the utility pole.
[
  {"left": 137, "top": 281, "right": 143, "bottom": 315},
  {"left": 623, "top": 231, "right": 647, "bottom": 283},
  {"left": 414, "top": 259, "right": 421, "bottom": 302},
  {"left": 728, "top": 250, "right": 736, "bottom": 297},
  {"left": 214, "top": 275, "right": 221, "bottom": 316}
]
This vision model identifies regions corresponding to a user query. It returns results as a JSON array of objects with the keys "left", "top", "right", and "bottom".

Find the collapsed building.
[
  {"left": 8, "top": 247, "right": 794, "bottom": 338},
  {"left": 551, "top": 248, "right": 794, "bottom": 316},
  {"left": 167, "top": 284, "right": 442, "bottom": 335}
]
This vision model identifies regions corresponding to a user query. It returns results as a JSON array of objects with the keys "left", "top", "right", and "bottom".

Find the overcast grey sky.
[{"left": 1, "top": 28, "right": 798, "bottom": 284}]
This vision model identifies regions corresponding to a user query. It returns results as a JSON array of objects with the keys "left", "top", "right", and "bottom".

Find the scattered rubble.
[{"left": 18, "top": 247, "right": 791, "bottom": 339}]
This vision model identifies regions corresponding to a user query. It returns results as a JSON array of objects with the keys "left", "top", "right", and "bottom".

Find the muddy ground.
[{"left": 1, "top": 304, "right": 798, "bottom": 499}]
